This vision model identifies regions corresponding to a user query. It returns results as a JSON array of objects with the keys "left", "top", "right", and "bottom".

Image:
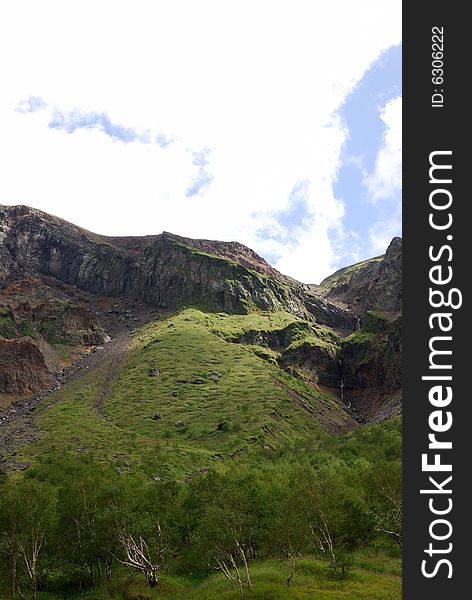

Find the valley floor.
[{"left": 13, "top": 553, "right": 401, "bottom": 600}]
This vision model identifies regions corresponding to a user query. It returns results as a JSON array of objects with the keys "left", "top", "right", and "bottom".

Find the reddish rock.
[{"left": 0, "top": 340, "right": 53, "bottom": 394}]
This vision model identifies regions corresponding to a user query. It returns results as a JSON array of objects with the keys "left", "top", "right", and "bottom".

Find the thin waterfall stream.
[{"left": 339, "top": 358, "right": 351, "bottom": 409}]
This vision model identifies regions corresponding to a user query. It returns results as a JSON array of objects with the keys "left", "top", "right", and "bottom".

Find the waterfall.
[
  {"left": 356, "top": 315, "right": 361, "bottom": 330},
  {"left": 338, "top": 359, "right": 344, "bottom": 401},
  {"left": 339, "top": 358, "right": 351, "bottom": 408}
]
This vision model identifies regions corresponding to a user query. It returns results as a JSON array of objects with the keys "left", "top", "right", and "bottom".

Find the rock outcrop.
[
  {"left": 34, "top": 299, "right": 107, "bottom": 346},
  {"left": 0, "top": 340, "right": 54, "bottom": 394},
  {"left": 0, "top": 206, "right": 287, "bottom": 313},
  {"left": 0, "top": 296, "right": 106, "bottom": 347},
  {"left": 320, "top": 237, "right": 402, "bottom": 316},
  {"left": 225, "top": 321, "right": 342, "bottom": 387}
]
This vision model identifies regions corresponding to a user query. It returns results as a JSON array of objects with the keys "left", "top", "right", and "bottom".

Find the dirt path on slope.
[
  {"left": 91, "top": 332, "right": 130, "bottom": 415},
  {"left": 0, "top": 332, "right": 128, "bottom": 472},
  {"left": 0, "top": 301, "right": 157, "bottom": 473}
]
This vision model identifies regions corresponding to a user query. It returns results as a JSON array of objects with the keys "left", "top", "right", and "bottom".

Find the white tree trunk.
[
  {"left": 229, "top": 553, "right": 244, "bottom": 600},
  {"left": 237, "top": 542, "right": 251, "bottom": 589}
]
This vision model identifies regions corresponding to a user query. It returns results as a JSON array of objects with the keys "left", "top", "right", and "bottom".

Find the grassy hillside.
[{"left": 13, "top": 308, "right": 353, "bottom": 478}]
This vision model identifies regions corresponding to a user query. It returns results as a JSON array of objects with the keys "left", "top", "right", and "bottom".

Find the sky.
[{"left": 0, "top": 0, "right": 401, "bottom": 283}]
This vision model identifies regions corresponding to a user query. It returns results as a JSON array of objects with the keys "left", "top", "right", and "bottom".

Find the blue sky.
[
  {"left": 334, "top": 44, "right": 402, "bottom": 263},
  {"left": 186, "top": 149, "right": 214, "bottom": 197},
  {"left": 0, "top": 0, "right": 402, "bottom": 283}
]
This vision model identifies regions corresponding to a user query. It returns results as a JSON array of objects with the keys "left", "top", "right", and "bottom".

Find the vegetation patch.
[
  {"left": 40, "top": 318, "right": 59, "bottom": 344},
  {"left": 18, "top": 318, "right": 37, "bottom": 339},
  {"left": 0, "top": 441, "right": 401, "bottom": 600},
  {"left": 0, "top": 308, "right": 17, "bottom": 339}
]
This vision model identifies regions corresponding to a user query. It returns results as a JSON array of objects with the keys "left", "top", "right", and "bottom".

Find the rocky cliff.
[
  {"left": 0, "top": 205, "right": 352, "bottom": 326},
  {"left": 320, "top": 237, "right": 402, "bottom": 316}
]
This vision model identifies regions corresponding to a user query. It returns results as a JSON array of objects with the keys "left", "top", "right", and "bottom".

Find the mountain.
[{"left": 0, "top": 205, "right": 402, "bottom": 475}]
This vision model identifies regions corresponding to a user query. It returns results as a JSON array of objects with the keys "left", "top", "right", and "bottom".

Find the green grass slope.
[{"left": 17, "top": 309, "right": 353, "bottom": 478}]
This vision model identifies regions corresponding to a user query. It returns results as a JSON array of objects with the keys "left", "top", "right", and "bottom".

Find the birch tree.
[
  {"left": 57, "top": 469, "right": 122, "bottom": 587},
  {"left": 0, "top": 480, "right": 57, "bottom": 600},
  {"left": 115, "top": 523, "right": 167, "bottom": 588},
  {"left": 366, "top": 461, "right": 402, "bottom": 549},
  {"left": 192, "top": 473, "right": 268, "bottom": 600},
  {"left": 295, "top": 464, "right": 367, "bottom": 579}
]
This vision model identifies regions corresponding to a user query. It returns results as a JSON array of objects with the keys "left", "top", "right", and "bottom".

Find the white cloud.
[
  {"left": 362, "top": 96, "right": 402, "bottom": 257},
  {"left": 364, "top": 96, "right": 402, "bottom": 203},
  {"left": 0, "top": 0, "right": 401, "bottom": 283},
  {"left": 368, "top": 205, "right": 402, "bottom": 255}
]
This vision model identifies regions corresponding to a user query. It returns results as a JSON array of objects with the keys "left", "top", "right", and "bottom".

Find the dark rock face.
[
  {"left": 230, "top": 322, "right": 309, "bottom": 349},
  {"left": 228, "top": 321, "right": 342, "bottom": 388},
  {"left": 0, "top": 340, "right": 54, "bottom": 394},
  {"left": 0, "top": 205, "right": 355, "bottom": 328},
  {"left": 161, "top": 233, "right": 292, "bottom": 283},
  {"left": 0, "top": 206, "right": 296, "bottom": 315},
  {"left": 321, "top": 237, "right": 402, "bottom": 316},
  {"left": 279, "top": 342, "right": 340, "bottom": 387},
  {"left": 342, "top": 317, "right": 401, "bottom": 391},
  {"left": 340, "top": 316, "right": 402, "bottom": 421}
]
